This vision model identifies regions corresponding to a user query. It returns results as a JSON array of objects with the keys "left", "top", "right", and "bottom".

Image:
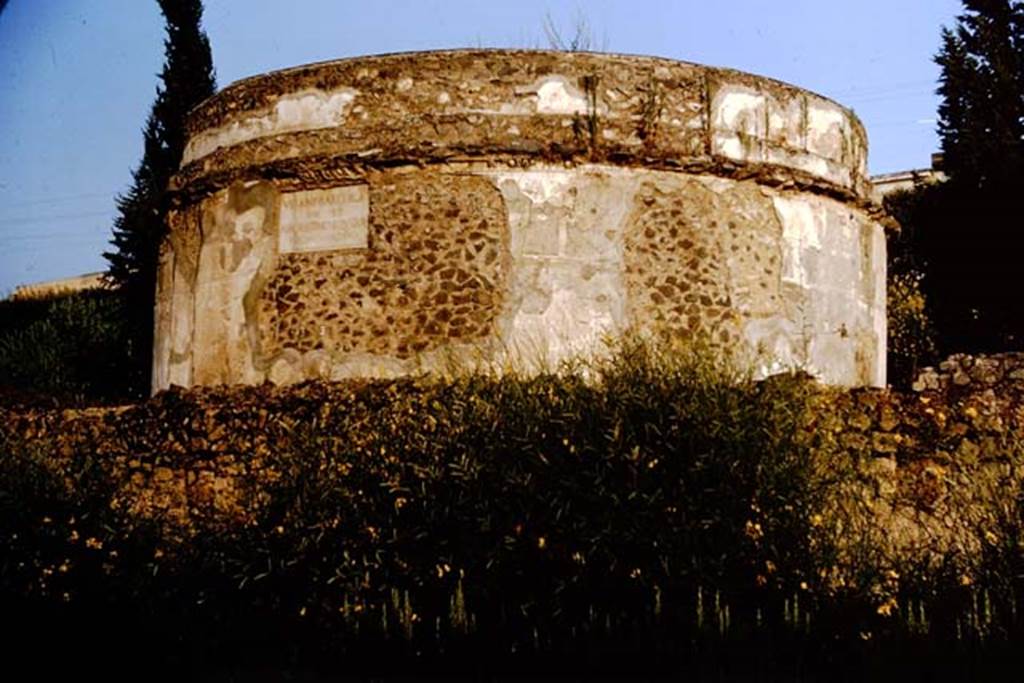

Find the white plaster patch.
[
  {"left": 710, "top": 86, "right": 770, "bottom": 163},
  {"left": 805, "top": 99, "right": 850, "bottom": 162},
  {"left": 712, "top": 133, "right": 751, "bottom": 161},
  {"left": 712, "top": 87, "right": 766, "bottom": 134},
  {"left": 504, "top": 76, "right": 592, "bottom": 117},
  {"left": 494, "top": 170, "right": 577, "bottom": 258},
  {"left": 278, "top": 185, "right": 369, "bottom": 254},
  {"left": 535, "top": 77, "right": 589, "bottom": 115},
  {"left": 766, "top": 94, "right": 804, "bottom": 148},
  {"left": 190, "top": 190, "right": 276, "bottom": 386},
  {"left": 743, "top": 317, "right": 803, "bottom": 380},
  {"left": 707, "top": 84, "right": 865, "bottom": 193},
  {"left": 508, "top": 279, "right": 618, "bottom": 370},
  {"left": 785, "top": 153, "right": 832, "bottom": 180},
  {"left": 773, "top": 196, "right": 823, "bottom": 287},
  {"left": 499, "top": 171, "right": 574, "bottom": 205},
  {"left": 182, "top": 88, "right": 358, "bottom": 164}
]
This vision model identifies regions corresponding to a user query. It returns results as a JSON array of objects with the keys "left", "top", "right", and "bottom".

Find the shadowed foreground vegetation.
[
  {"left": 0, "top": 289, "right": 140, "bottom": 405},
  {"left": 2, "top": 340, "right": 1024, "bottom": 681}
]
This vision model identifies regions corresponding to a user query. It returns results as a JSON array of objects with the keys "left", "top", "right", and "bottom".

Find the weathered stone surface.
[
  {"left": 155, "top": 50, "right": 889, "bottom": 390},
  {"left": 913, "top": 353, "right": 1024, "bottom": 396}
]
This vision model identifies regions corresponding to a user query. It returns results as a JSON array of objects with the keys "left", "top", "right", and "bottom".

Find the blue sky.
[{"left": 0, "top": 0, "right": 961, "bottom": 294}]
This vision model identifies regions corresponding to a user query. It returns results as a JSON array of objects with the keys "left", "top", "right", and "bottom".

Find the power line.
[
  {"left": 829, "top": 79, "right": 936, "bottom": 95},
  {"left": 0, "top": 191, "right": 114, "bottom": 210},
  {"left": 844, "top": 90, "right": 937, "bottom": 104},
  {"left": 0, "top": 231, "right": 110, "bottom": 242},
  {"left": 3, "top": 238, "right": 109, "bottom": 252},
  {"left": 0, "top": 209, "right": 114, "bottom": 227}
]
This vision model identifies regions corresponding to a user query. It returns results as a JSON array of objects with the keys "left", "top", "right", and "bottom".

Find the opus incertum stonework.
[{"left": 153, "top": 50, "right": 890, "bottom": 391}]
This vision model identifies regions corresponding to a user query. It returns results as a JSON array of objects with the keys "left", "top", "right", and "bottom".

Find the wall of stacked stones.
[
  {"left": 3, "top": 375, "right": 1023, "bottom": 574},
  {"left": 913, "top": 352, "right": 1024, "bottom": 393},
  {"left": 155, "top": 50, "right": 890, "bottom": 391}
]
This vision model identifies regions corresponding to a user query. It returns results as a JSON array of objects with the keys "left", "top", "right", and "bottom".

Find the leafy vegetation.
[
  {"left": 885, "top": 188, "right": 939, "bottom": 388},
  {"left": 3, "top": 340, "right": 1024, "bottom": 679},
  {"left": 0, "top": 290, "right": 136, "bottom": 404},
  {"left": 894, "top": 1, "right": 1024, "bottom": 356}
]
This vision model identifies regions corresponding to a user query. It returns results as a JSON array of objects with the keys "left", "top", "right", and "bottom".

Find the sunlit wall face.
[{"left": 0, "top": 0, "right": 959, "bottom": 296}]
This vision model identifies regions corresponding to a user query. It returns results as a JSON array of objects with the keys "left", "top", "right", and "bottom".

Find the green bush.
[
  {"left": 0, "top": 289, "right": 137, "bottom": 404},
  {"left": 887, "top": 269, "right": 938, "bottom": 389},
  {"left": 2, "top": 339, "right": 1022, "bottom": 679},
  {"left": 219, "top": 340, "right": 828, "bottom": 655}
]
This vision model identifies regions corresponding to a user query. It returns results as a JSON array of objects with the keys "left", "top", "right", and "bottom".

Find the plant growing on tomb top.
[{"left": 542, "top": 9, "right": 608, "bottom": 52}]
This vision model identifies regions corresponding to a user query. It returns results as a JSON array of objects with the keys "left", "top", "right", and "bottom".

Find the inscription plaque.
[{"left": 279, "top": 184, "right": 369, "bottom": 253}]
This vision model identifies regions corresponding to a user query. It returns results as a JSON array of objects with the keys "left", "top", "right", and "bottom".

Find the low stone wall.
[
  {"left": 2, "top": 376, "right": 1022, "bottom": 579},
  {"left": 913, "top": 352, "right": 1024, "bottom": 395},
  {"left": 807, "top": 383, "right": 1024, "bottom": 574}
]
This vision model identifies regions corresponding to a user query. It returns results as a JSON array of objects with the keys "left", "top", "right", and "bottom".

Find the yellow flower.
[
  {"left": 964, "top": 406, "right": 979, "bottom": 419},
  {"left": 876, "top": 598, "right": 897, "bottom": 616}
]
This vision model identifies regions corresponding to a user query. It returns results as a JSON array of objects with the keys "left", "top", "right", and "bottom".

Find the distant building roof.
[
  {"left": 8, "top": 272, "right": 105, "bottom": 301},
  {"left": 870, "top": 153, "right": 947, "bottom": 203}
]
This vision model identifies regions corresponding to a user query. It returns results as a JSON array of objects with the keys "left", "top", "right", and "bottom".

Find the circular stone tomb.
[{"left": 154, "top": 49, "right": 889, "bottom": 390}]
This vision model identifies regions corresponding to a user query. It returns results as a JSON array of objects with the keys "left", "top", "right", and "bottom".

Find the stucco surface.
[{"left": 155, "top": 50, "right": 888, "bottom": 390}]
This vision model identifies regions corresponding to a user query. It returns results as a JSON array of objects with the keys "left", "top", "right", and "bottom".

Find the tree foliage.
[
  {"left": 0, "top": 291, "right": 134, "bottom": 405},
  {"left": 899, "top": 1, "right": 1024, "bottom": 356},
  {"left": 936, "top": 0, "right": 1024, "bottom": 191},
  {"left": 104, "top": 0, "right": 215, "bottom": 395},
  {"left": 884, "top": 187, "right": 939, "bottom": 388}
]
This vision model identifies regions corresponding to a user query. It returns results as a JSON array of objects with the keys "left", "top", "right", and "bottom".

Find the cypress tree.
[
  {"left": 902, "top": 0, "right": 1024, "bottom": 354},
  {"left": 936, "top": 0, "right": 1024, "bottom": 190},
  {"left": 105, "top": 0, "right": 215, "bottom": 394}
]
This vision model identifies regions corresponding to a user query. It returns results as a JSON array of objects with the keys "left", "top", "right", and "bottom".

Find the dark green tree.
[
  {"left": 900, "top": 0, "right": 1024, "bottom": 356},
  {"left": 105, "top": 0, "right": 215, "bottom": 395},
  {"left": 936, "top": 0, "right": 1024, "bottom": 190}
]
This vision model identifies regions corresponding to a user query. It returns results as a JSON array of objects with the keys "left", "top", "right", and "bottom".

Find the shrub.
[
  {"left": 3, "top": 338, "right": 1023, "bottom": 678},
  {"left": 887, "top": 269, "right": 938, "bottom": 388},
  {"left": 0, "top": 289, "right": 136, "bottom": 404}
]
